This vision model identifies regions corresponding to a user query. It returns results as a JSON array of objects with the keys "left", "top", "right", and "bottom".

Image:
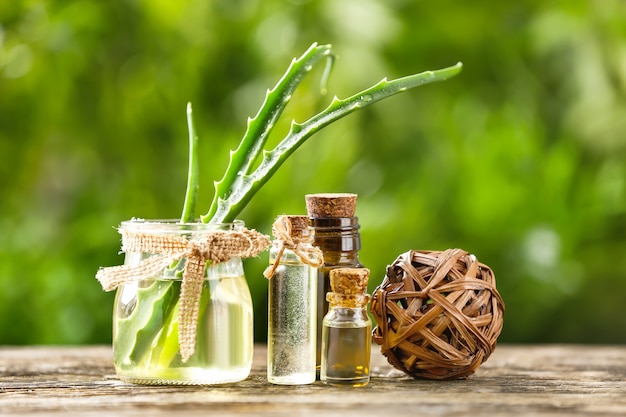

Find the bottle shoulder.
[
  {"left": 318, "top": 254, "right": 362, "bottom": 267},
  {"left": 323, "top": 307, "right": 371, "bottom": 327}
]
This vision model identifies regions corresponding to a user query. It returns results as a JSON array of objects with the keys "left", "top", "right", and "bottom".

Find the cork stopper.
[
  {"left": 278, "top": 215, "right": 311, "bottom": 239},
  {"left": 330, "top": 267, "right": 370, "bottom": 295},
  {"left": 305, "top": 193, "right": 357, "bottom": 218}
]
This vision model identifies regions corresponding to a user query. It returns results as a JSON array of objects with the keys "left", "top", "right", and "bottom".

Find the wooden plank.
[{"left": 1, "top": 345, "right": 626, "bottom": 416}]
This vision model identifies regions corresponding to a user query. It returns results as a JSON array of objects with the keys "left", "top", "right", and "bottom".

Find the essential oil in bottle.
[
  {"left": 265, "top": 215, "right": 322, "bottom": 385},
  {"left": 321, "top": 267, "right": 372, "bottom": 387}
]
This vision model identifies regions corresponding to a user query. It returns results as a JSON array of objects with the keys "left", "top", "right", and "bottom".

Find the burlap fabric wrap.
[
  {"left": 96, "top": 224, "right": 270, "bottom": 362},
  {"left": 371, "top": 249, "right": 505, "bottom": 380},
  {"left": 263, "top": 215, "right": 323, "bottom": 279}
]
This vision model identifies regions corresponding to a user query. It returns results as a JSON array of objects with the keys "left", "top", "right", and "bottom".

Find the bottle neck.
[
  {"left": 325, "top": 303, "right": 371, "bottom": 325},
  {"left": 326, "top": 293, "right": 370, "bottom": 309},
  {"left": 269, "top": 240, "right": 316, "bottom": 262},
  {"left": 309, "top": 217, "right": 362, "bottom": 264}
]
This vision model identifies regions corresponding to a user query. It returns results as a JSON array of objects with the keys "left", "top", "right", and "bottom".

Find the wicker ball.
[{"left": 371, "top": 249, "right": 505, "bottom": 380}]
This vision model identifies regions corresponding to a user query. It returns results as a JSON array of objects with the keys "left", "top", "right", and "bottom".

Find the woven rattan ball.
[{"left": 371, "top": 249, "right": 505, "bottom": 380}]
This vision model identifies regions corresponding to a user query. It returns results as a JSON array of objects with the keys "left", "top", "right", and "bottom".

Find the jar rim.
[{"left": 119, "top": 218, "right": 245, "bottom": 232}]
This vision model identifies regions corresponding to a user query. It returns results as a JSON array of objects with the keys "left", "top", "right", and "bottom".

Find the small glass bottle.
[
  {"left": 321, "top": 267, "right": 372, "bottom": 387},
  {"left": 265, "top": 215, "right": 322, "bottom": 385},
  {"left": 305, "top": 193, "right": 364, "bottom": 369}
]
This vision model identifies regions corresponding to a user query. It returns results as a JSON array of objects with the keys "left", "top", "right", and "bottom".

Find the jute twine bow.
[
  {"left": 263, "top": 216, "right": 323, "bottom": 279},
  {"left": 96, "top": 226, "right": 270, "bottom": 363}
]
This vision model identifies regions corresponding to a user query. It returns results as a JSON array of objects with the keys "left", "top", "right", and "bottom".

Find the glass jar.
[{"left": 112, "top": 219, "right": 253, "bottom": 385}]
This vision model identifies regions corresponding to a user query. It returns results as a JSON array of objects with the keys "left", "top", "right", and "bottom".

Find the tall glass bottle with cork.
[
  {"left": 264, "top": 215, "right": 323, "bottom": 385},
  {"left": 321, "top": 267, "right": 372, "bottom": 387},
  {"left": 305, "top": 193, "right": 364, "bottom": 370}
]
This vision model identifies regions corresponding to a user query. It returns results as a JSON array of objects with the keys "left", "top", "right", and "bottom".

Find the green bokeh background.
[{"left": 1, "top": 0, "right": 625, "bottom": 345}]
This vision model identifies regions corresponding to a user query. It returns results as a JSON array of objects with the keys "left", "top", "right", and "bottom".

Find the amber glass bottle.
[{"left": 305, "top": 193, "right": 363, "bottom": 369}]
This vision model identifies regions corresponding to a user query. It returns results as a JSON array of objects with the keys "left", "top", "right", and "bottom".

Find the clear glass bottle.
[
  {"left": 321, "top": 267, "right": 372, "bottom": 387},
  {"left": 266, "top": 216, "right": 320, "bottom": 385},
  {"left": 112, "top": 220, "right": 254, "bottom": 385},
  {"left": 305, "top": 193, "right": 363, "bottom": 369}
]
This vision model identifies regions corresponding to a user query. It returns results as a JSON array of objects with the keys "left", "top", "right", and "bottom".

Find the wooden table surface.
[{"left": 1, "top": 344, "right": 625, "bottom": 416}]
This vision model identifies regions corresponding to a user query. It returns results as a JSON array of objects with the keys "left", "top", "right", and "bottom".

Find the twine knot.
[
  {"left": 263, "top": 215, "right": 323, "bottom": 279},
  {"left": 96, "top": 224, "right": 270, "bottom": 363}
]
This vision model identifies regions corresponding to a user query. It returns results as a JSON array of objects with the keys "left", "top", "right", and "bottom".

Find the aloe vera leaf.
[
  {"left": 150, "top": 274, "right": 213, "bottom": 367},
  {"left": 116, "top": 43, "right": 316, "bottom": 366},
  {"left": 126, "top": 103, "right": 199, "bottom": 366},
  {"left": 113, "top": 280, "right": 180, "bottom": 364},
  {"left": 151, "top": 297, "right": 179, "bottom": 367},
  {"left": 129, "top": 281, "right": 180, "bottom": 364},
  {"left": 208, "top": 62, "right": 463, "bottom": 223},
  {"left": 201, "top": 43, "right": 333, "bottom": 223},
  {"left": 148, "top": 281, "right": 182, "bottom": 368},
  {"left": 181, "top": 102, "right": 200, "bottom": 223}
]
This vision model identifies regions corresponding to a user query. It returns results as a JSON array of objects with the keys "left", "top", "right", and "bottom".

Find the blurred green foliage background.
[{"left": 1, "top": 0, "right": 625, "bottom": 346}]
